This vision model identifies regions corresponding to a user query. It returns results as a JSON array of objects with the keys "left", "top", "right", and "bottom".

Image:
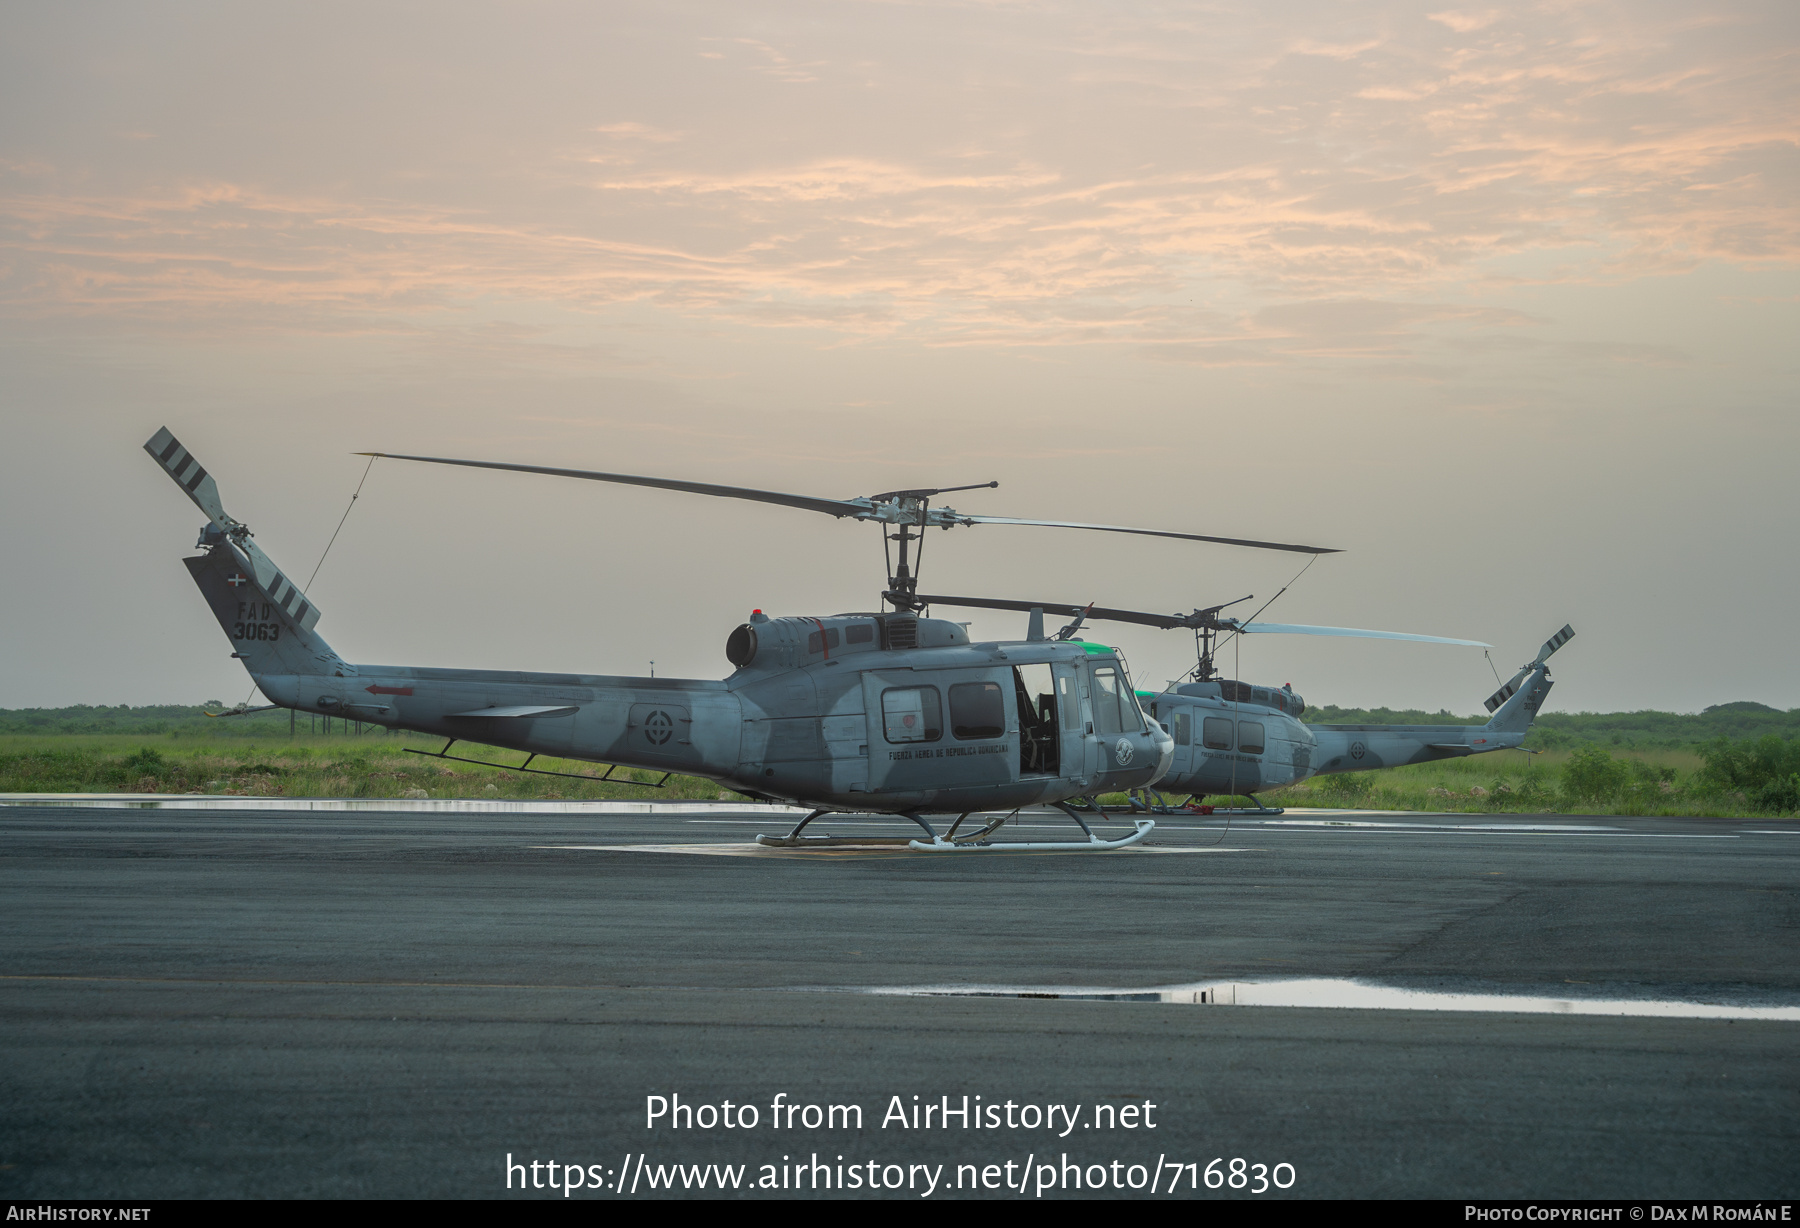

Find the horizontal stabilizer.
[{"left": 447, "top": 705, "right": 579, "bottom": 719}]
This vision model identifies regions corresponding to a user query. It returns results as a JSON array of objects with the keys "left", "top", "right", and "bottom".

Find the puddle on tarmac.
[{"left": 861, "top": 979, "right": 1800, "bottom": 1021}]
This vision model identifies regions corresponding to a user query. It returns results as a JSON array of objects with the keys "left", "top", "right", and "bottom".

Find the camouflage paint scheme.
[
  {"left": 1141, "top": 666, "right": 1554, "bottom": 799},
  {"left": 155, "top": 430, "right": 1171, "bottom": 816}
]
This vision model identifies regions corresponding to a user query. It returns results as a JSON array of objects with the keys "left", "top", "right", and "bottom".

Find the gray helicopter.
[
  {"left": 911, "top": 592, "right": 1573, "bottom": 804},
  {"left": 145, "top": 428, "right": 1336, "bottom": 851}
]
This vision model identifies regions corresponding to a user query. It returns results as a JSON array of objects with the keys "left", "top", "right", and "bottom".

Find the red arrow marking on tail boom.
[{"left": 366, "top": 685, "right": 414, "bottom": 696}]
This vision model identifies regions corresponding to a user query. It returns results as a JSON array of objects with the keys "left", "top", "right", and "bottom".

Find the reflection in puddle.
[{"left": 867, "top": 980, "right": 1800, "bottom": 1021}]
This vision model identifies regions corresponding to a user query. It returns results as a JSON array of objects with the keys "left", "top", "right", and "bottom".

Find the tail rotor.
[{"left": 1484, "top": 624, "right": 1576, "bottom": 713}]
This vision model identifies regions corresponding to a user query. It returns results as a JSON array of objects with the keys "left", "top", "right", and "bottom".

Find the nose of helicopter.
[{"left": 1149, "top": 717, "right": 1176, "bottom": 782}]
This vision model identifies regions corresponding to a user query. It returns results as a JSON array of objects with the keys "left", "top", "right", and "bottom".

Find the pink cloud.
[{"left": 0, "top": 1, "right": 1793, "bottom": 351}]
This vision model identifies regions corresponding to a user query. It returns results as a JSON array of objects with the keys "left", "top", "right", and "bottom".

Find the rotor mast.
[
  {"left": 875, "top": 482, "right": 998, "bottom": 613},
  {"left": 883, "top": 505, "right": 925, "bottom": 613}
]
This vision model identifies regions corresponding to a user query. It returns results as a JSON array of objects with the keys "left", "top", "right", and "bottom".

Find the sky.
[{"left": 2, "top": 0, "right": 1796, "bottom": 715}]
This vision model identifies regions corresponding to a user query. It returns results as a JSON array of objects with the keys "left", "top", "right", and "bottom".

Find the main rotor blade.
[
  {"left": 950, "top": 515, "right": 1337, "bottom": 555},
  {"left": 358, "top": 454, "right": 870, "bottom": 519},
  {"left": 366, "top": 452, "right": 1339, "bottom": 553},
  {"left": 910, "top": 593, "right": 1215, "bottom": 631},
  {"left": 1232, "top": 621, "right": 1490, "bottom": 647}
]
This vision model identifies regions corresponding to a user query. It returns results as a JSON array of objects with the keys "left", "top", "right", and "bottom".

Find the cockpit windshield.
[{"left": 1090, "top": 661, "right": 1144, "bottom": 736}]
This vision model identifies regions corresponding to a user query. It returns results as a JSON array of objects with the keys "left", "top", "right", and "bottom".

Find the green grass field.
[
  {"left": 0, "top": 732, "right": 742, "bottom": 801},
  {"left": 1252, "top": 747, "right": 1745, "bottom": 818},
  {"left": 1, "top": 729, "right": 1794, "bottom": 818}
]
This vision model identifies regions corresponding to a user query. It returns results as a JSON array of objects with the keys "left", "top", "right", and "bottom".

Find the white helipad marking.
[
  {"left": 1230, "top": 822, "right": 1736, "bottom": 838},
  {"left": 1742, "top": 829, "right": 1800, "bottom": 835},
  {"left": 866, "top": 979, "right": 1800, "bottom": 1022},
  {"left": 1253, "top": 819, "right": 1619, "bottom": 832},
  {"left": 1450, "top": 823, "right": 1620, "bottom": 831},
  {"left": 0, "top": 794, "right": 811, "bottom": 816}
]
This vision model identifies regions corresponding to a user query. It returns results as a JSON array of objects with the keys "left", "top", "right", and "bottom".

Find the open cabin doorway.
[{"left": 1013, "top": 662, "right": 1059, "bottom": 777}]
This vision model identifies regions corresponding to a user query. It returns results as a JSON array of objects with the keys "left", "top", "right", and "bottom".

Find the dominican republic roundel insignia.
[
  {"left": 1351, "top": 741, "right": 1366, "bottom": 760},
  {"left": 643, "top": 709, "right": 675, "bottom": 746},
  {"left": 1114, "top": 737, "right": 1134, "bottom": 766}
]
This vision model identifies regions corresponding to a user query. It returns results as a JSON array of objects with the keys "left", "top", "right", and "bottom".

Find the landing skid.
[
  {"left": 755, "top": 803, "right": 1155, "bottom": 852},
  {"left": 756, "top": 807, "right": 938, "bottom": 849},
  {"left": 909, "top": 817, "right": 1155, "bottom": 853},
  {"left": 1072, "top": 790, "right": 1285, "bottom": 817},
  {"left": 1187, "top": 796, "right": 1285, "bottom": 816}
]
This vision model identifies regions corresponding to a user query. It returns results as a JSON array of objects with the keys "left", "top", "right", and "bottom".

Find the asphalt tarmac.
[{"left": 1, "top": 803, "right": 1795, "bottom": 1200}]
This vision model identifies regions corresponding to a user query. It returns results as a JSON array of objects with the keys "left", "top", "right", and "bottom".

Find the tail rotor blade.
[
  {"left": 145, "top": 427, "right": 324, "bottom": 632},
  {"left": 1536, "top": 624, "right": 1576, "bottom": 665},
  {"left": 145, "top": 426, "right": 239, "bottom": 533},
  {"left": 1484, "top": 668, "right": 1531, "bottom": 714},
  {"left": 1487, "top": 625, "right": 1576, "bottom": 712}
]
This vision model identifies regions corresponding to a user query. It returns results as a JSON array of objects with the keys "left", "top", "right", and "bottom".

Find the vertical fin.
[
  {"left": 145, "top": 427, "right": 323, "bottom": 633},
  {"left": 1486, "top": 624, "right": 1575, "bottom": 713}
]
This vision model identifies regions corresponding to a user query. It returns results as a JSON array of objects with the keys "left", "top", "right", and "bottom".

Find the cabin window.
[
  {"left": 1252, "top": 688, "right": 1268, "bottom": 703},
  {"left": 1172, "top": 712, "right": 1191, "bottom": 746},
  {"left": 1057, "top": 671, "right": 1080, "bottom": 731},
  {"left": 1202, "top": 717, "right": 1233, "bottom": 750},
  {"left": 806, "top": 627, "right": 841, "bottom": 654},
  {"left": 949, "top": 681, "right": 1006, "bottom": 740},
  {"left": 845, "top": 623, "right": 874, "bottom": 645},
  {"left": 1237, "top": 721, "right": 1266, "bottom": 755},
  {"left": 881, "top": 687, "right": 942, "bottom": 743}
]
